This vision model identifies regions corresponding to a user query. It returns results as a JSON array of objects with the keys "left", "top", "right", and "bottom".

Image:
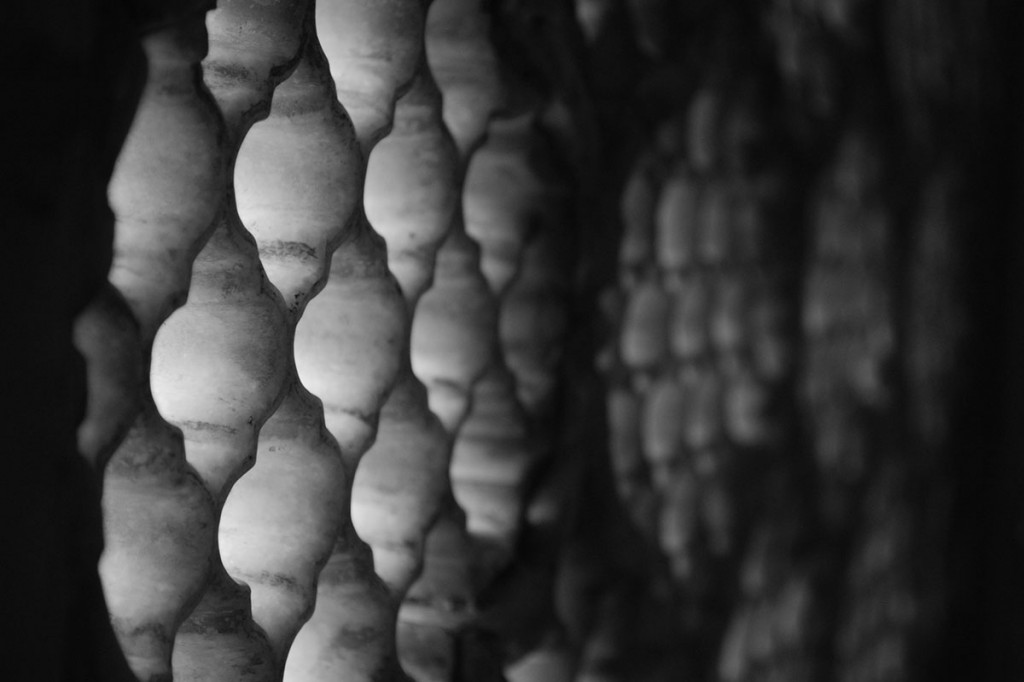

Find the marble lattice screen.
[{"left": 37, "top": 0, "right": 1011, "bottom": 680}]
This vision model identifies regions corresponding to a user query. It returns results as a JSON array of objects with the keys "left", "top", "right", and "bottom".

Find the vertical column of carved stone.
[
  {"left": 459, "top": 108, "right": 580, "bottom": 680},
  {"left": 413, "top": 0, "right": 500, "bottom": 435},
  {"left": 396, "top": 2, "right": 506, "bottom": 678},
  {"left": 284, "top": 2, "right": 422, "bottom": 680},
  {"left": 466, "top": 114, "right": 573, "bottom": 420},
  {"left": 144, "top": 1, "right": 309, "bottom": 679},
  {"left": 440, "top": 77, "right": 558, "bottom": 617},
  {"left": 360, "top": 45, "right": 484, "bottom": 682},
  {"left": 98, "top": 10, "right": 224, "bottom": 680},
  {"left": 501, "top": 230, "right": 573, "bottom": 418},
  {"left": 487, "top": 175, "right": 578, "bottom": 682},
  {"left": 222, "top": 13, "right": 355, "bottom": 672},
  {"left": 421, "top": 15, "right": 579, "bottom": 677},
  {"left": 449, "top": 366, "right": 535, "bottom": 577},
  {"left": 466, "top": 115, "right": 548, "bottom": 294},
  {"left": 476, "top": 4, "right": 636, "bottom": 679},
  {"left": 316, "top": 0, "right": 428, "bottom": 597},
  {"left": 366, "top": 70, "right": 458, "bottom": 305}
]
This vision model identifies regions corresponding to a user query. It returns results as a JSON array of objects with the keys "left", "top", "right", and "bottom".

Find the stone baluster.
[
  {"left": 398, "top": 501, "right": 483, "bottom": 681},
  {"left": 499, "top": 226, "right": 572, "bottom": 421},
  {"left": 400, "top": 227, "right": 497, "bottom": 681},
  {"left": 98, "top": 9, "right": 226, "bottom": 679},
  {"left": 461, "top": 115, "right": 575, "bottom": 598},
  {"left": 365, "top": 68, "right": 459, "bottom": 305},
  {"left": 465, "top": 110, "right": 575, "bottom": 434},
  {"left": 222, "top": 17, "right": 356, "bottom": 672},
  {"left": 393, "top": 1, "right": 514, "bottom": 678},
  {"left": 353, "top": 376, "right": 451, "bottom": 597},
  {"left": 412, "top": 0, "right": 502, "bottom": 435},
  {"left": 412, "top": 229, "right": 498, "bottom": 433},
  {"left": 425, "top": 0, "right": 503, "bottom": 158},
  {"left": 451, "top": 365, "right": 535, "bottom": 573},
  {"left": 464, "top": 113, "right": 549, "bottom": 295},
  {"left": 146, "top": 1, "right": 310, "bottom": 679},
  {"left": 287, "top": 232, "right": 407, "bottom": 682},
  {"left": 285, "top": 1, "right": 424, "bottom": 679},
  {"left": 462, "top": 5, "right": 599, "bottom": 678},
  {"left": 446, "top": 65, "right": 574, "bottom": 611},
  {"left": 356, "top": 65, "right": 457, "bottom": 603}
]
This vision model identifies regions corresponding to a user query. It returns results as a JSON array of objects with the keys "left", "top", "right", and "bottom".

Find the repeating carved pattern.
[
  {"left": 157, "top": 0, "right": 313, "bottom": 676},
  {"left": 98, "top": 10, "right": 226, "bottom": 680},
  {"left": 225, "top": 19, "right": 352, "bottom": 672},
  {"left": 399, "top": 2, "right": 506, "bottom": 677},
  {"left": 455, "top": 110, "right": 576, "bottom": 624},
  {"left": 286, "top": 1, "right": 423, "bottom": 680},
  {"left": 74, "top": 1, "right": 975, "bottom": 681}
]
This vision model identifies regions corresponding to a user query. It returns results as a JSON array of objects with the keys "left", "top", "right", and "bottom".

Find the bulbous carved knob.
[
  {"left": 411, "top": 229, "right": 496, "bottom": 432},
  {"left": 316, "top": 0, "right": 425, "bottom": 150},
  {"left": 152, "top": 220, "right": 291, "bottom": 499},
  {"left": 464, "top": 113, "right": 553, "bottom": 296},
  {"left": 220, "top": 384, "right": 347, "bottom": 664},
  {"left": 426, "top": 0, "right": 502, "bottom": 159},
  {"left": 108, "top": 15, "right": 224, "bottom": 341},
  {"left": 499, "top": 230, "right": 571, "bottom": 418},
  {"left": 365, "top": 68, "right": 460, "bottom": 305},
  {"left": 295, "top": 224, "right": 407, "bottom": 465},
  {"left": 101, "top": 406, "right": 217, "bottom": 681},
  {"left": 100, "top": 11, "right": 226, "bottom": 679},
  {"left": 236, "top": 36, "right": 362, "bottom": 316},
  {"left": 451, "top": 366, "right": 536, "bottom": 575},
  {"left": 352, "top": 375, "right": 451, "bottom": 596}
]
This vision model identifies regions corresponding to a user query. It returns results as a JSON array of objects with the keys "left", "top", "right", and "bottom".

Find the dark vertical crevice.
[
  {"left": 982, "top": 2, "right": 1024, "bottom": 679},
  {"left": 1, "top": 1, "right": 147, "bottom": 680}
]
